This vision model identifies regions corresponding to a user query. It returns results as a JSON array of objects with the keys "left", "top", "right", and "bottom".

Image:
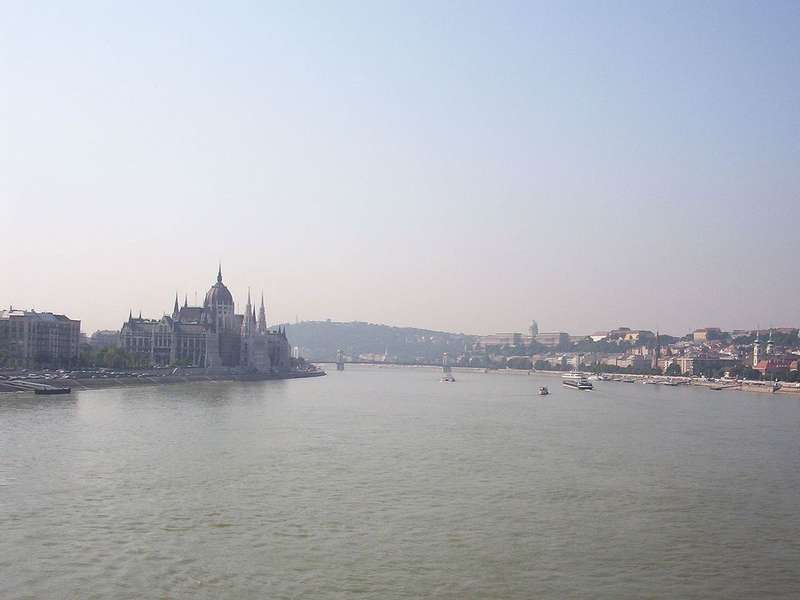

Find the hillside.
[{"left": 281, "top": 321, "right": 476, "bottom": 363}]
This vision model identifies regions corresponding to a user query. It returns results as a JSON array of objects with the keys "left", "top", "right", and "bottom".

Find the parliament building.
[{"left": 120, "top": 266, "right": 290, "bottom": 373}]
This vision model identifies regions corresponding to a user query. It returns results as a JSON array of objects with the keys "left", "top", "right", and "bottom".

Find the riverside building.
[
  {"left": 0, "top": 308, "right": 81, "bottom": 368},
  {"left": 120, "top": 266, "right": 290, "bottom": 373}
]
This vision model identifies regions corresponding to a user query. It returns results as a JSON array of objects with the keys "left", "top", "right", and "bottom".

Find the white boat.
[{"left": 562, "top": 373, "right": 593, "bottom": 390}]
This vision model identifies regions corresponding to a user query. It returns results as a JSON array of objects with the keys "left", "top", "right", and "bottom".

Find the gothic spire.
[
  {"left": 217, "top": 262, "right": 223, "bottom": 284},
  {"left": 184, "top": 294, "right": 188, "bottom": 308},
  {"left": 173, "top": 293, "right": 180, "bottom": 317},
  {"left": 257, "top": 292, "right": 267, "bottom": 333}
]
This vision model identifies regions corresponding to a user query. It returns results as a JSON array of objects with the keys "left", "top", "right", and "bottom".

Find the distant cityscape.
[
  {"left": 282, "top": 320, "right": 800, "bottom": 382},
  {"left": 3, "top": 295, "right": 800, "bottom": 383}
]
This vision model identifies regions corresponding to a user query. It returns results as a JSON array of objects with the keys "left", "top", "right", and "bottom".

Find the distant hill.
[{"left": 281, "top": 320, "right": 476, "bottom": 363}]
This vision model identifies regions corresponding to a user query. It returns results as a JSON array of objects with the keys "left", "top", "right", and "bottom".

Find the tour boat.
[{"left": 562, "top": 373, "right": 593, "bottom": 390}]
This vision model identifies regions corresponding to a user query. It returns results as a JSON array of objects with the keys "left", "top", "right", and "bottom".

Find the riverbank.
[
  {"left": 496, "top": 367, "right": 800, "bottom": 395},
  {"left": 0, "top": 369, "right": 325, "bottom": 394},
  {"left": 316, "top": 362, "right": 800, "bottom": 396}
]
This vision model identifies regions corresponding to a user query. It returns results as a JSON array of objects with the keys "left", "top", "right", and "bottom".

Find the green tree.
[
  {"left": 665, "top": 363, "right": 682, "bottom": 376},
  {"left": 740, "top": 366, "right": 761, "bottom": 380}
]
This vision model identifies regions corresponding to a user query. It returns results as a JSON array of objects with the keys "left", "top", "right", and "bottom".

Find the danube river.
[{"left": 1, "top": 366, "right": 799, "bottom": 598}]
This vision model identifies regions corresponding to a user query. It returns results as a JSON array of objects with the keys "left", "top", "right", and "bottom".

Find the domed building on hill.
[{"left": 120, "top": 266, "right": 290, "bottom": 373}]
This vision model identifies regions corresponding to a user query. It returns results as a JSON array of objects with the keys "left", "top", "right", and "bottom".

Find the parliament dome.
[{"left": 204, "top": 266, "right": 234, "bottom": 307}]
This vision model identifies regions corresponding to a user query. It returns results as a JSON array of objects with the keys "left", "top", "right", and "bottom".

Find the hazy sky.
[{"left": 2, "top": 1, "right": 799, "bottom": 336}]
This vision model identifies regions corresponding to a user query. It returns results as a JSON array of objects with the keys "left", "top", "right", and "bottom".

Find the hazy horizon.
[{"left": 3, "top": 2, "right": 799, "bottom": 336}]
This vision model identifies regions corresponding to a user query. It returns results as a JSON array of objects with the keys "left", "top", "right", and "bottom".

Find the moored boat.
[
  {"left": 562, "top": 373, "right": 593, "bottom": 390},
  {"left": 34, "top": 387, "right": 71, "bottom": 395}
]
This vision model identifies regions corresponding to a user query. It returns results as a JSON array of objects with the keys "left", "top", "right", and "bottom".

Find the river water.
[{"left": 1, "top": 366, "right": 799, "bottom": 599}]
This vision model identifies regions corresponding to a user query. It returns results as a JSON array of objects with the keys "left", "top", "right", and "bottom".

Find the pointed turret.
[
  {"left": 217, "top": 262, "right": 223, "bottom": 284},
  {"left": 129, "top": 308, "right": 133, "bottom": 322},
  {"left": 241, "top": 288, "right": 254, "bottom": 337},
  {"left": 766, "top": 329, "right": 775, "bottom": 355},
  {"left": 173, "top": 294, "right": 180, "bottom": 319},
  {"left": 184, "top": 294, "right": 188, "bottom": 308},
  {"left": 257, "top": 292, "right": 267, "bottom": 333}
]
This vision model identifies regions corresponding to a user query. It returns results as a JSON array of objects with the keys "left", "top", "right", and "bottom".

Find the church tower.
[
  {"left": 753, "top": 330, "right": 761, "bottom": 368},
  {"left": 766, "top": 329, "right": 774, "bottom": 355}
]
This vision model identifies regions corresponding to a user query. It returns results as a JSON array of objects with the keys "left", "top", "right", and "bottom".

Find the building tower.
[
  {"left": 766, "top": 329, "right": 774, "bottom": 355},
  {"left": 753, "top": 330, "right": 761, "bottom": 368},
  {"left": 529, "top": 320, "right": 539, "bottom": 338},
  {"left": 202, "top": 264, "right": 236, "bottom": 367}
]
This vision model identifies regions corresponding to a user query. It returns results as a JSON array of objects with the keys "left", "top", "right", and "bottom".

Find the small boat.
[
  {"left": 34, "top": 387, "right": 71, "bottom": 395},
  {"left": 441, "top": 373, "right": 456, "bottom": 382},
  {"left": 538, "top": 386, "right": 549, "bottom": 395}
]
